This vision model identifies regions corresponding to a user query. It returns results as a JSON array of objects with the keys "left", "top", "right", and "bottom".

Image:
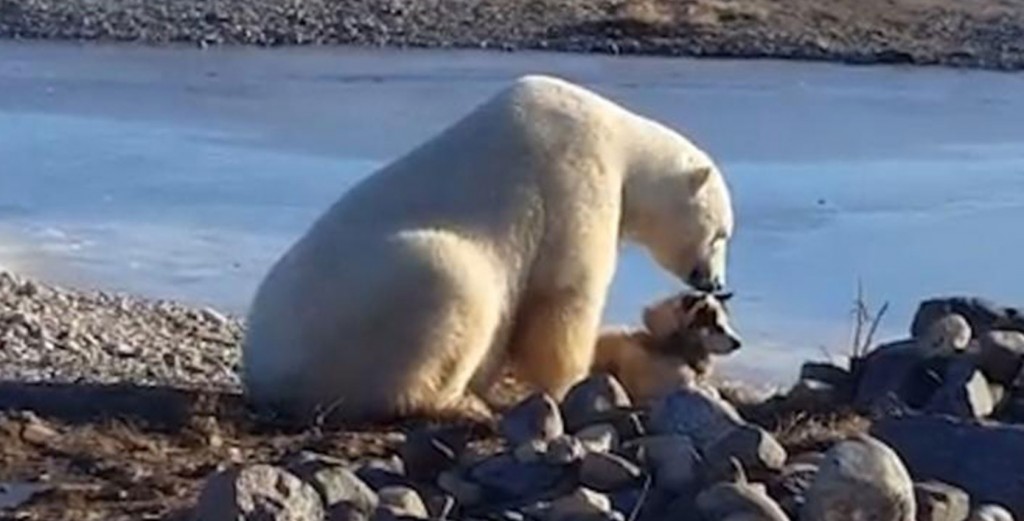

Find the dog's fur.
[{"left": 593, "top": 292, "right": 741, "bottom": 403}]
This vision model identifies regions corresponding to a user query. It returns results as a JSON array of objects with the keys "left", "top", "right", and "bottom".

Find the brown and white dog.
[{"left": 592, "top": 291, "right": 742, "bottom": 403}]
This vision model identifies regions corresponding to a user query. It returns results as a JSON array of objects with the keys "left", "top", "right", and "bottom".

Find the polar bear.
[
  {"left": 242, "top": 74, "right": 735, "bottom": 425},
  {"left": 593, "top": 291, "right": 742, "bottom": 403}
]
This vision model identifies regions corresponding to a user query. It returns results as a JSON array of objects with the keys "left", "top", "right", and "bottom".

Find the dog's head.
[{"left": 642, "top": 291, "right": 742, "bottom": 355}]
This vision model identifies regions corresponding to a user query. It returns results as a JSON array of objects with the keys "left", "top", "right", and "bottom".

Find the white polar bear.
[{"left": 242, "top": 74, "right": 735, "bottom": 425}]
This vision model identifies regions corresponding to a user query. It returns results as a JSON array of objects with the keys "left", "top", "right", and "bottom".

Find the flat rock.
[
  {"left": 649, "top": 387, "right": 744, "bottom": 450},
  {"left": 915, "top": 481, "right": 970, "bottom": 521},
  {"left": 501, "top": 393, "right": 565, "bottom": 446},
  {"left": 193, "top": 464, "right": 325, "bottom": 521},
  {"left": 578, "top": 452, "right": 644, "bottom": 492},
  {"left": 871, "top": 414, "right": 1024, "bottom": 518},
  {"left": 562, "top": 374, "right": 632, "bottom": 432},
  {"left": 469, "top": 453, "right": 568, "bottom": 501},
  {"left": 801, "top": 435, "right": 915, "bottom": 521},
  {"left": 925, "top": 359, "right": 995, "bottom": 418}
]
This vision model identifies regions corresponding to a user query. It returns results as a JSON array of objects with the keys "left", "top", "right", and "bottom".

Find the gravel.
[
  {"left": 0, "top": 270, "right": 241, "bottom": 391},
  {"left": 1, "top": 0, "right": 1023, "bottom": 70}
]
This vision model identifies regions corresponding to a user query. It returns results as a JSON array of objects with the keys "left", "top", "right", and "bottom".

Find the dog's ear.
[{"left": 643, "top": 300, "right": 680, "bottom": 340}]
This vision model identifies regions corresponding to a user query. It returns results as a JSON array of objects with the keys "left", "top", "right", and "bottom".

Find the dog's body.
[{"left": 593, "top": 292, "right": 741, "bottom": 403}]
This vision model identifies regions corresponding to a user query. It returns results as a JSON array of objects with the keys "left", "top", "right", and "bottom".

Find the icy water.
[{"left": 3, "top": 41, "right": 1024, "bottom": 383}]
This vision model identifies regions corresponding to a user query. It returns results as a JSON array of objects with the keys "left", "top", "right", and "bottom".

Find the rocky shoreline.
[
  {"left": 2, "top": 271, "right": 1024, "bottom": 520},
  {"left": 2, "top": 0, "right": 1024, "bottom": 70}
]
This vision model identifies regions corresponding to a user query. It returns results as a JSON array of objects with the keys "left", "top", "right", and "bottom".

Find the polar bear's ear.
[{"left": 689, "top": 166, "right": 713, "bottom": 191}]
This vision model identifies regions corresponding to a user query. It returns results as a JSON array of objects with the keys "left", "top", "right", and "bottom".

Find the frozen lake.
[{"left": 3, "top": 41, "right": 1024, "bottom": 384}]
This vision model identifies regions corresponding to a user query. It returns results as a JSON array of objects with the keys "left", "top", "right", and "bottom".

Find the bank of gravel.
[{"left": 2, "top": 0, "right": 1024, "bottom": 70}]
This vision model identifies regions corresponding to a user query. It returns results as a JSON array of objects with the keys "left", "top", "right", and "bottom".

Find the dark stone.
[
  {"left": 500, "top": 393, "right": 564, "bottom": 446},
  {"left": 924, "top": 359, "right": 995, "bottom": 419},
  {"left": 649, "top": 387, "right": 744, "bottom": 450},
  {"left": 578, "top": 452, "right": 644, "bottom": 492},
  {"left": 399, "top": 426, "right": 468, "bottom": 481},
  {"left": 853, "top": 341, "right": 944, "bottom": 414},
  {"left": 915, "top": 481, "right": 970, "bottom": 521},
  {"left": 977, "top": 331, "right": 1024, "bottom": 385},
  {"left": 912, "top": 297, "right": 1024, "bottom": 340},
  {"left": 871, "top": 414, "right": 1024, "bottom": 518},
  {"left": 468, "top": 453, "right": 569, "bottom": 502},
  {"left": 562, "top": 375, "right": 632, "bottom": 432}
]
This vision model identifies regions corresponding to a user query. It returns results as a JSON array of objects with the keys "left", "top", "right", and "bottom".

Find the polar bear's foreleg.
[{"left": 506, "top": 290, "right": 603, "bottom": 400}]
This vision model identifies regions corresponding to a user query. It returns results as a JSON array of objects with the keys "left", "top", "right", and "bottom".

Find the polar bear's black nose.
[{"left": 688, "top": 267, "right": 720, "bottom": 292}]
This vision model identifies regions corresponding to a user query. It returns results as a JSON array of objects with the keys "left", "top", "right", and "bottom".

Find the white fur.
[{"left": 241, "top": 75, "right": 735, "bottom": 423}]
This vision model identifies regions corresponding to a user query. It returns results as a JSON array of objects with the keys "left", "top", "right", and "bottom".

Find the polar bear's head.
[{"left": 623, "top": 157, "right": 734, "bottom": 293}]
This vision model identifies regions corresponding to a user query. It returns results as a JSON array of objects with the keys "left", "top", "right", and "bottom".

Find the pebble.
[
  {"left": 285, "top": 452, "right": 378, "bottom": 515},
  {"left": 915, "top": 481, "right": 971, "bottom": 521}
]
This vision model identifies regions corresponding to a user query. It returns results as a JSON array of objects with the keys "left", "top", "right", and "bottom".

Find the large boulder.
[
  {"left": 871, "top": 415, "right": 1024, "bottom": 518},
  {"left": 976, "top": 331, "right": 1024, "bottom": 386},
  {"left": 801, "top": 435, "right": 915, "bottom": 521},
  {"left": 912, "top": 297, "right": 1024, "bottom": 340},
  {"left": 853, "top": 340, "right": 943, "bottom": 414},
  {"left": 924, "top": 359, "right": 996, "bottom": 419}
]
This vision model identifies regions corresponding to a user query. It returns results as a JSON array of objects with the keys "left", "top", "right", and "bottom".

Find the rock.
[
  {"left": 578, "top": 452, "right": 644, "bottom": 492},
  {"left": 977, "top": 331, "right": 1024, "bottom": 385},
  {"left": 437, "top": 470, "right": 483, "bottom": 507},
  {"left": 704, "top": 424, "right": 787, "bottom": 474},
  {"left": 799, "top": 362, "right": 855, "bottom": 394},
  {"left": 469, "top": 453, "right": 567, "bottom": 501},
  {"left": 194, "top": 464, "right": 325, "bottom": 521},
  {"left": 786, "top": 378, "right": 849, "bottom": 411},
  {"left": 562, "top": 375, "right": 632, "bottom": 432},
  {"left": 18, "top": 412, "right": 59, "bottom": 445},
  {"left": 548, "top": 488, "right": 613, "bottom": 521},
  {"left": 801, "top": 435, "right": 915, "bottom": 521},
  {"left": 355, "top": 458, "right": 411, "bottom": 491},
  {"left": 871, "top": 414, "right": 1024, "bottom": 518},
  {"left": 767, "top": 462, "right": 819, "bottom": 519},
  {"left": 546, "top": 435, "right": 586, "bottom": 465},
  {"left": 399, "top": 426, "right": 467, "bottom": 481},
  {"left": 286, "top": 452, "right": 378, "bottom": 515},
  {"left": 925, "top": 359, "right": 995, "bottom": 418},
  {"left": 514, "top": 439, "right": 550, "bottom": 463},
  {"left": 576, "top": 423, "right": 619, "bottom": 453},
  {"left": 376, "top": 486, "right": 428, "bottom": 519},
  {"left": 501, "top": 393, "right": 565, "bottom": 446},
  {"left": 853, "top": 340, "right": 941, "bottom": 414},
  {"left": 912, "top": 297, "right": 1024, "bottom": 340},
  {"left": 697, "top": 478, "right": 790, "bottom": 521},
  {"left": 329, "top": 504, "right": 369, "bottom": 521},
  {"left": 970, "top": 505, "right": 1015, "bottom": 521},
  {"left": 915, "top": 481, "right": 970, "bottom": 521},
  {"left": 649, "top": 387, "right": 744, "bottom": 450},
  {"left": 623, "top": 435, "right": 699, "bottom": 493},
  {"left": 919, "top": 314, "right": 973, "bottom": 355}
]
